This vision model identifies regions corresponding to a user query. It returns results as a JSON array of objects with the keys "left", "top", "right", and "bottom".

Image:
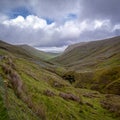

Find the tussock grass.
[{"left": 1, "top": 56, "right": 46, "bottom": 119}]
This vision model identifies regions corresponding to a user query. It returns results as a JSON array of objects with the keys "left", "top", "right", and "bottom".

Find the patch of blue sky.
[
  {"left": 8, "top": 6, "right": 33, "bottom": 19},
  {"left": 64, "top": 13, "right": 77, "bottom": 22},
  {"left": 44, "top": 18, "right": 54, "bottom": 24}
]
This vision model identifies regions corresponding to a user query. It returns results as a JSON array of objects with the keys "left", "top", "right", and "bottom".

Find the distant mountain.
[
  {"left": 53, "top": 36, "right": 120, "bottom": 70},
  {"left": 17, "top": 44, "right": 59, "bottom": 60},
  {"left": 0, "top": 40, "right": 58, "bottom": 60}
]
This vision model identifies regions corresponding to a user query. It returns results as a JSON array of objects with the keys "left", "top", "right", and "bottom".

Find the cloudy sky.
[{"left": 0, "top": 0, "right": 120, "bottom": 52}]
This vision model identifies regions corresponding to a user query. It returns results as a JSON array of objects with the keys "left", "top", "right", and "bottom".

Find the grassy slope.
[
  {"left": 72, "top": 66, "right": 120, "bottom": 94},
  {"left": 0, "top": 76, "right": 9, "bottom": 120},
  {"left": 0, "top": 40, "right": 119, "bottom": 119},
  {"left": 0, "top": 40, "right": 58, "bottom": 61},
  {"left": 53, "top": 36, "right": 120, "bottom": 69},
  {"left": 18, "top": 45, "right": 59, "bottom": 60},
  {"left": 53, "top": 36, "right": 120, "bottom": 95}
]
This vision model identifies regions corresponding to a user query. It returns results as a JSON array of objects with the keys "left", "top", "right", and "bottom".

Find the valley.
[{"left": 0, "top": 36, "right": 120, "bottom": 120}]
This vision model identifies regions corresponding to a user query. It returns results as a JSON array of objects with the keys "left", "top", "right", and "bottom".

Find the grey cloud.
[
  {"left": 0, "top": 0, "right": 27, "bottom": 13},
  {"left": 30, "top": 0, "right": 79, "bottom": 21},
  {"left": 114, "top": 29, "right": 120, "bottom": 36},
  {"left": 80, "top": 0, "right": 120, "bottom": 24},
  {"left": 78, "top": 30, "right": 115, "bottom": 42},
  {"left": 0, "top": 25, "right": 44, "bottom": 45}
]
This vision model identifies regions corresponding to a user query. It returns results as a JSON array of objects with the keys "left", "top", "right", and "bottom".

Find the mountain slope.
[
  {"left": 64, "top": 42, "right": 88, "bottom": 53},
  {"left": 18, "top": 45, "right": 59, "bottom": 60},
  {"left": 53, "top": 36, "right": 120, "bottom": 95},
  {"left": 0, "top": 40, "right": 58, "bottom": 61},
  {"left": 53, "top": 36, "right": 120, "bottom": 70}
]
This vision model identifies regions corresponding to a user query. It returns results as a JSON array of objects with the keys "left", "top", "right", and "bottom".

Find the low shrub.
[
  {"left": 44, "top": 89, "right": 55, "bottom": 97},
  {"left": 59, "top": 92, "right": 80, "bottom": 102}
]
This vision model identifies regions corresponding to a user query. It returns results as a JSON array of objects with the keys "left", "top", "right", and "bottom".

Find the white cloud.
[
  {"left": 35, "top": 46, "right": 67, "bottom": 53},
  {"left": 3, "top": 15, "right": 47, "bottom": 29},
  {"left": 59, "top": 21, "right": 81, "bottom": 38},
  {"left": 0, "top": 15, "right": 118, "bottom": 50},
  {"left": 113, "top": 24, "right": 120, "bottom": 31},
  {"left": 0, "top": 13, "right": 8, "bottom": 22}
]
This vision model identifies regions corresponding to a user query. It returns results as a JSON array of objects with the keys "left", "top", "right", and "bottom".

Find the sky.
[{"left": 0, "top": 0, "right": 120, "bottom": 53}]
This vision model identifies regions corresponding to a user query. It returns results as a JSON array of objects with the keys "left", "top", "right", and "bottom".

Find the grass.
[
  {"left": 0, "top": 95, "right": 9, "bottom": 120},
  {"left": 7, "top": 88, "right": 40, "bottom": 120},
  {"left": 0, "top": 77, "right": 9, "bottom": 120},
  {"left": 93, "top": 66, "right": 120, "bottom": 94},
  {"left": 63, "top": 65, "right": 120, "bottom": 95}
]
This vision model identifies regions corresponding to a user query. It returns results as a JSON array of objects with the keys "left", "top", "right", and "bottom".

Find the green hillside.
[
  {"left": 0, "top": 39, "right": 120, "bottom": 119},
  {"left": 53, "top": 36, "right": 120, "bottom": 69},
  {"left": 18, "top": 45, "right": 59, "bottom": 60},
  {"left": 53, "top": 36, "right": 120, "bottom": 94},
  {"left": 0, "top": 40, "right": 58, "bottom": 61}
]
